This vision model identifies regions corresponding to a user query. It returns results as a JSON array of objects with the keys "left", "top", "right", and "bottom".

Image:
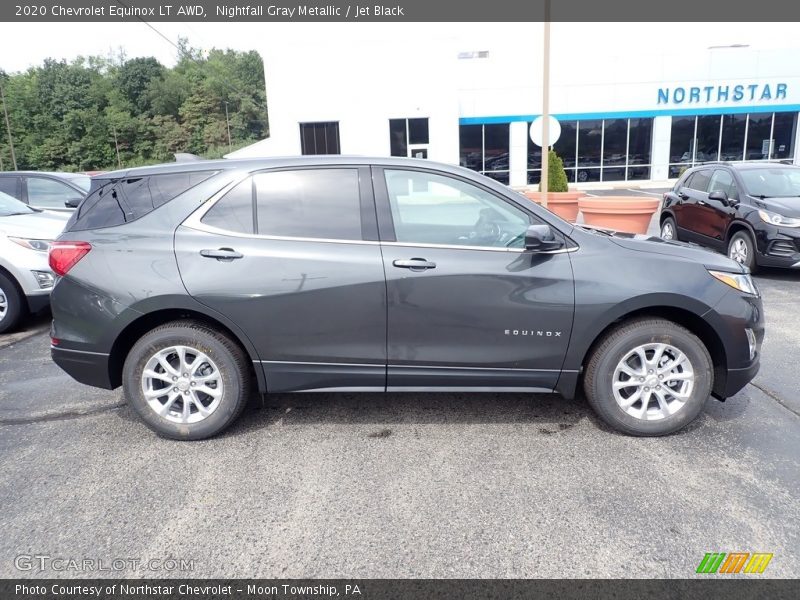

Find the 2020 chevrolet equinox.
[{"left": 48, "top": 157, "right": 764, "bottom": 439}]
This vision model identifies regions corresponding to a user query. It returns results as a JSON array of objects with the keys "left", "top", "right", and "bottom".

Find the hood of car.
[
  {"left": 0, "top": 211, "right": 70, "bottom": 240},
  {"left": 751, "top": 196, "right": 800, "bottom": 217},
  {"left": 600, "top": 230, "right": 746, "bottom": 272}
]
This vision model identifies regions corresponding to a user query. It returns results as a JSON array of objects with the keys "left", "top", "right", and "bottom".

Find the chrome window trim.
[{"left": 184, "top": 169, "right": 578, "bottom": 254}]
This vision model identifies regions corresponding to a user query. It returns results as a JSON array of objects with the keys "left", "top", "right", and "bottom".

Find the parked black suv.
[
  {"left": 660, "top": 162, "right": 800, "bottom": 272},
  {"left": 49, "top": 157, "right": 763, "bottom": 439}
]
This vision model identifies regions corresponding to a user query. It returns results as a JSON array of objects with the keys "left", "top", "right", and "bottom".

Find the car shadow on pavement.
[{"left": 753, "top": 266, "right": 800, "bottom": 282}]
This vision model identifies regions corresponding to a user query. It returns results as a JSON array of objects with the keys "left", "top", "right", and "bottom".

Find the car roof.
[
  {"left": 95, "top": 156, "right": 458, "bottom": 179},
  {"left": 0, "top": 170, "right": 89, "bottom": 179},
  {"left": 690, "top": 161, "right": 799, "bottom": 171}
]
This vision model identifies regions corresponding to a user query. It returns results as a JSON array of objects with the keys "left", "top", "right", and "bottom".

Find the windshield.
[
  {"left": 740, "top": 167, "right": 800, "bottom": 198},
  {"left": 0, "top": 191, "right": 35, "bottom": 216}
]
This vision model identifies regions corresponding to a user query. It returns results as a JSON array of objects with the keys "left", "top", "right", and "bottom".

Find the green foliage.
[
  {"left": 0, "top": 44, "right": 268, "bottom": 172},
  {"left": 538, "top": 149, "right": 569, "bottom": 193}
]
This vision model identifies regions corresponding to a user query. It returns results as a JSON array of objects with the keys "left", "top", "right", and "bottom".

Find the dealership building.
[{"left": 228, "top": 24, "right": 800, "bottom": 186}]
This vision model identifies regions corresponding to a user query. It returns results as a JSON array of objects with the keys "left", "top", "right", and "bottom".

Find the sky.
[{"left": 1, "top": 22, "right": 799, "bottom": 74}]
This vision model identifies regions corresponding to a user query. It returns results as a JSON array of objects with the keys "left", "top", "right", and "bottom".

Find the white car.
[{"left": 0, "top": 191, "right": 70, "bottom": 333}]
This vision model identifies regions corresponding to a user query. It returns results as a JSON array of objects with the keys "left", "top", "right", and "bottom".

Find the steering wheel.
[{"left": 470, "top": 208, "right": 503, "bottom": 245}]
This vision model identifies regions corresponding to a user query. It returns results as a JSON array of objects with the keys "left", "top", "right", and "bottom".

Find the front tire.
[
  {"left": 0, "top": 272, "right": 24, "bottom": 334},
  {"left": 583, "top": 318, "right": 713, "bottom": 436},
  {"left": 727, "top": 230, "right": 759, "bottom": 274},
  {"left": 123, "top": 320, "right": 251, "bottom": 440}
]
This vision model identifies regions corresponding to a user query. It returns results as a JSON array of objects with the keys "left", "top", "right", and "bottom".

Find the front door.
[
  {"left": 700, "top": 169, "right": 739, "bottom": 243},
  {"left": 176, "top": 166, "right": 387, "bottom": 392},
  {"left": 373, "top": 167, "right": 575, "bottom": 391}
]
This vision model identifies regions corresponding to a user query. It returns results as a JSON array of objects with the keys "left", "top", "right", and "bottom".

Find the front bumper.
[
  {"left": 755, "top": 227, "right": 800, "bottom": 267},
  {"left": 718, "top": 360, "right": 760, "bottom": 398},
  {"left": 51, "top": 346, "right": 113, "bottom": 389}
]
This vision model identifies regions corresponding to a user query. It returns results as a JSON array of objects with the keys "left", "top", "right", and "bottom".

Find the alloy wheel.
[
  {"left": 612, "top": 342, "right": 695, "bottom": 421},
  {"left": 729, "top": 238, "right": 748, "bottom": 264},
  {"left": 0, "top": 285, "right": 7, "bottom": 321},
  {"left": 141, "top": 345, "right": 224, "bottom": 424},
  {"left": 661, "top": 222, "right": 674, "bottom": 240}
]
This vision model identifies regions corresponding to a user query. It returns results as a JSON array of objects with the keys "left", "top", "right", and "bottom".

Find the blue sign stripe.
[{"left": 459, "top": 104, "right": 800, "bottom": 125}]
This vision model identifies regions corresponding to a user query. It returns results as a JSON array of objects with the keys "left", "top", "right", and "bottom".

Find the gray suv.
[{"left": 49, "top": 157, "right": 764, "bottom": 439}]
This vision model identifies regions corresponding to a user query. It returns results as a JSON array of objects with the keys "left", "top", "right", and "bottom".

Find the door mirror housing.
[
  {"left": 708, "top": 190, "right": 735, "bottom": 206},
  {"left": 524, "top": 224, "right": 562, "bottom": 252},
  {"left": 64, "top": 197, "right": 82, "bottom": 208}
]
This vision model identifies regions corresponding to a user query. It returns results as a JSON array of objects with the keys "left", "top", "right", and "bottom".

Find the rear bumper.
[{"left": 51, "top": 346, "right": 114, "bottom": 389}]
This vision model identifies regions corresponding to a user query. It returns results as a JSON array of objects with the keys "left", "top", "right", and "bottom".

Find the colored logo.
[{"left": 696, "top": 552, "right": 773, "bottom": 574}]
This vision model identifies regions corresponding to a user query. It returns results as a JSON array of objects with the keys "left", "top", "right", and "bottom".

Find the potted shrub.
[
  {"left": 522, "top": 150, "right": 584, "bottom": 222},
  {"left": 577, "top": 196, "right": 661, "bottom": 234}
]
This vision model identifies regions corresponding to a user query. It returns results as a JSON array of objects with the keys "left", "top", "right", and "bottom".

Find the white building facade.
[{"left": 228, "top": 24, "right": 800, "bottom": 186}]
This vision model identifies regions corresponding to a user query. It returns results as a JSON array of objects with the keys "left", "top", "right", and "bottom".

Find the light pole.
[
  {"left": 224, "top": 101, "right": 232, "bottom": 151},
  {"left": 540, "top": 0, "right": 551, "bottom": 209},
  {"left": 0, "top": 82, "right": 18, "bottom": 170}
]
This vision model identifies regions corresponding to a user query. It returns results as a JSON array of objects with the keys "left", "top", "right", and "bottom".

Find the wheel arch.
[
  {"left": 558, "top": 303, "right": 728, "bottom": 400},
  {"left": 106, "top": 305, "right": 265, "bottom": 392}
]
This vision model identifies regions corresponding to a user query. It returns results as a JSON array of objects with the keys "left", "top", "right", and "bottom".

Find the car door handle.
[
  {"left": 200, "top": 248, "right": 243, "bottom": 261},
  {"left": 392, "top": 258, "right": 436, "bottom": 271}
]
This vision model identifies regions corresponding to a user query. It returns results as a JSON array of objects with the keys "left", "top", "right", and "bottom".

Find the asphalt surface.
[{"left": 1, "top": 207, "right": 798, "bottom": 579}]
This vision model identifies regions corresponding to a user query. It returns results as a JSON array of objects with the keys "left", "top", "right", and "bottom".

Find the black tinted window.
[
  {"left": 0, "top": 177, "right": 20, "bottom": 198},
  {"left": 687, "top": 170, "right": 712, "bottom": 192},
  {"left": 67, "top": 171, "right": 217, "bottom": 231},
  {"left": 201, "top": 179, "right": 254, "bottom": 234},
  {"left": 254, "top": 169, "right": 362, "bottom": 240}
]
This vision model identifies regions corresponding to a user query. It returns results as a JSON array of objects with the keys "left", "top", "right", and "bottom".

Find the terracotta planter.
[
  {"left": 578, "top": 196, "right": 660, "bottom": 234},
  {"left": 522, "top": 189, "right": 585, "bottom": 222}
]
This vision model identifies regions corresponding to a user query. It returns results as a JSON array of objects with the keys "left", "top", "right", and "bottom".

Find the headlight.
[
  {"left": 8, "top": 237, "right": 51, "bottom": 252},
  {"left": 708, "top": 270, "right": 758, "bottom": 295},
  {"left": 757, "top": 210, "right": 800, "bottom": 227}
]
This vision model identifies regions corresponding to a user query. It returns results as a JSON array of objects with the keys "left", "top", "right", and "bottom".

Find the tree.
[{"left": 540, "top": 149, "right": 569, "bottom": 193}]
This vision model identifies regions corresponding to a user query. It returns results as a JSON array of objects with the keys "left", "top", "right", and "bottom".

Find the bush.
[{"left": 539, "top": 149, "right": 569, "bottom": 193}]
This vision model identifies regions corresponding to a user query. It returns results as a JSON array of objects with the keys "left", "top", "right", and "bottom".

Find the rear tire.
[
  {"left": 660, "top": 216, "right": 678, "bottom": 241},
  {"left": 0, "top": 272, "right": 24, "bottom": 334},
  {"left": 122, "top": 320, "right": 251, "bottom": 440},
  {"left": 583, "top": 318, "right": 713, "bottom": 436},
  {"left": 727, "top": 230, "right": 759, "bottom": 274}
]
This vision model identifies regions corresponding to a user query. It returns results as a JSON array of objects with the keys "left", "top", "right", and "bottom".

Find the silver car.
[{"left": 0, "top": 191, "right": 69, "bottom": 333}]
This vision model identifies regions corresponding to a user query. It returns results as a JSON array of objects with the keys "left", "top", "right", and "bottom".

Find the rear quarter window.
[{"left": 66, "top": 171, "right": 218, "bottom": 231}]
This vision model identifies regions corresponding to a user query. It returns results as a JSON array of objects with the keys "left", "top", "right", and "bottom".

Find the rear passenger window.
[
  {"left": 201, "top": 179, "right": 254, "bottom": 234},
  {"left": 0, "top": 177, "right": 20, "bottom": 198},
  {"left": 687, "top": 170, "right": 712, "bottom": 192},
  {"left": 67, "top": 171, "right": 218, "bottom": 231},
  {"left": 254, "top": 169, "right": 362, "bottom": 240}
]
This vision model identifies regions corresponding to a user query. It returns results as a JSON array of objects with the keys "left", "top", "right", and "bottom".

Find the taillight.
[{"left": 48, "top": 241, "right": 92, "bottom": 276}]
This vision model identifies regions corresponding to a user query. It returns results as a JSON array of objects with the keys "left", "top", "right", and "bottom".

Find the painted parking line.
[{"left": 626, "top": 188, "right": 664, "bottom": 196}]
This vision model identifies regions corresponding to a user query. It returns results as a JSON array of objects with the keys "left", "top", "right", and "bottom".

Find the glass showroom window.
[
  {"left": 669, "top": 112, "right": 798, "bottom": 176},
  {"left": 390, "top": 118, "right": 429, "bottom": 158},
  {"left": 534, "top": 118, "right": 652, "bottom": 183},
  {"left": 458, "top": 124, "right": 510, "bottom": 184}
]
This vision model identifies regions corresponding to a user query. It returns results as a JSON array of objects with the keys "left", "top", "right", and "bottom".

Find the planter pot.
[
  {"left": 522, "top": 189, "right": 585, "bottom": 222},
  {"left": 578, "top": 196, "right": 660, "bottom": 234}
]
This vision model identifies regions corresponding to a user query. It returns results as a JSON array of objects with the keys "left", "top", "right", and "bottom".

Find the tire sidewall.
[
  {"left": 588, "top": 324, "right": 712, "bottom": 436},
  {"left": 123, "top": 326, "right": 245, "bottom": 440},
  {"left": 660, "top": 216, "right": 677, "bottom": 241},
  {"left": 0, "top": 272, "right": 23, "bottom": 334},
  {"left": 728, "top": 231, "right": 757, "bottom": 272}
]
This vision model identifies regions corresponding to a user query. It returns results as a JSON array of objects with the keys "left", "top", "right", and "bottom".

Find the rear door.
[
  {"left": 373, "top": 167, "right": 575, "bottom": 391},
  {"left": 175, "top": 166, "right": 388, "bottom": 392},
  {"left": 676, "top": 168, "right": 712, "bottom": 243},
  {"left": 0, "top": 176, "right": 21, "bottom": 200}
]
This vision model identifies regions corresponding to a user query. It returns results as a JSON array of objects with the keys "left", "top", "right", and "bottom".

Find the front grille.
[{"left": 768, "top": 240, "right": 798, "bottom": 258}]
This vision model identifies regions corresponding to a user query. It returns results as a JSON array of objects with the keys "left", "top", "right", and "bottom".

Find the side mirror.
[
  {"left": 708, "top": 190, "right": 732, "bottom": 206},
  {"left": 64, "top": 197, "right": 81, "bottom": 208},
  {"left": 524, "top": 224, "right": 562, "bottom": 252}
]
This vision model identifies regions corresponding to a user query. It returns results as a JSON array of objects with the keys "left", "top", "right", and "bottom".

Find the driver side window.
[{"left": 383, "top": 169, "right": 532, "bottom": 248}]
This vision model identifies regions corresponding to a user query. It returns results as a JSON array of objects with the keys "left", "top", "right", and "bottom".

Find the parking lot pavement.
[{"left": 1, "top": 267, "right": 799, "bottom": 579}]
